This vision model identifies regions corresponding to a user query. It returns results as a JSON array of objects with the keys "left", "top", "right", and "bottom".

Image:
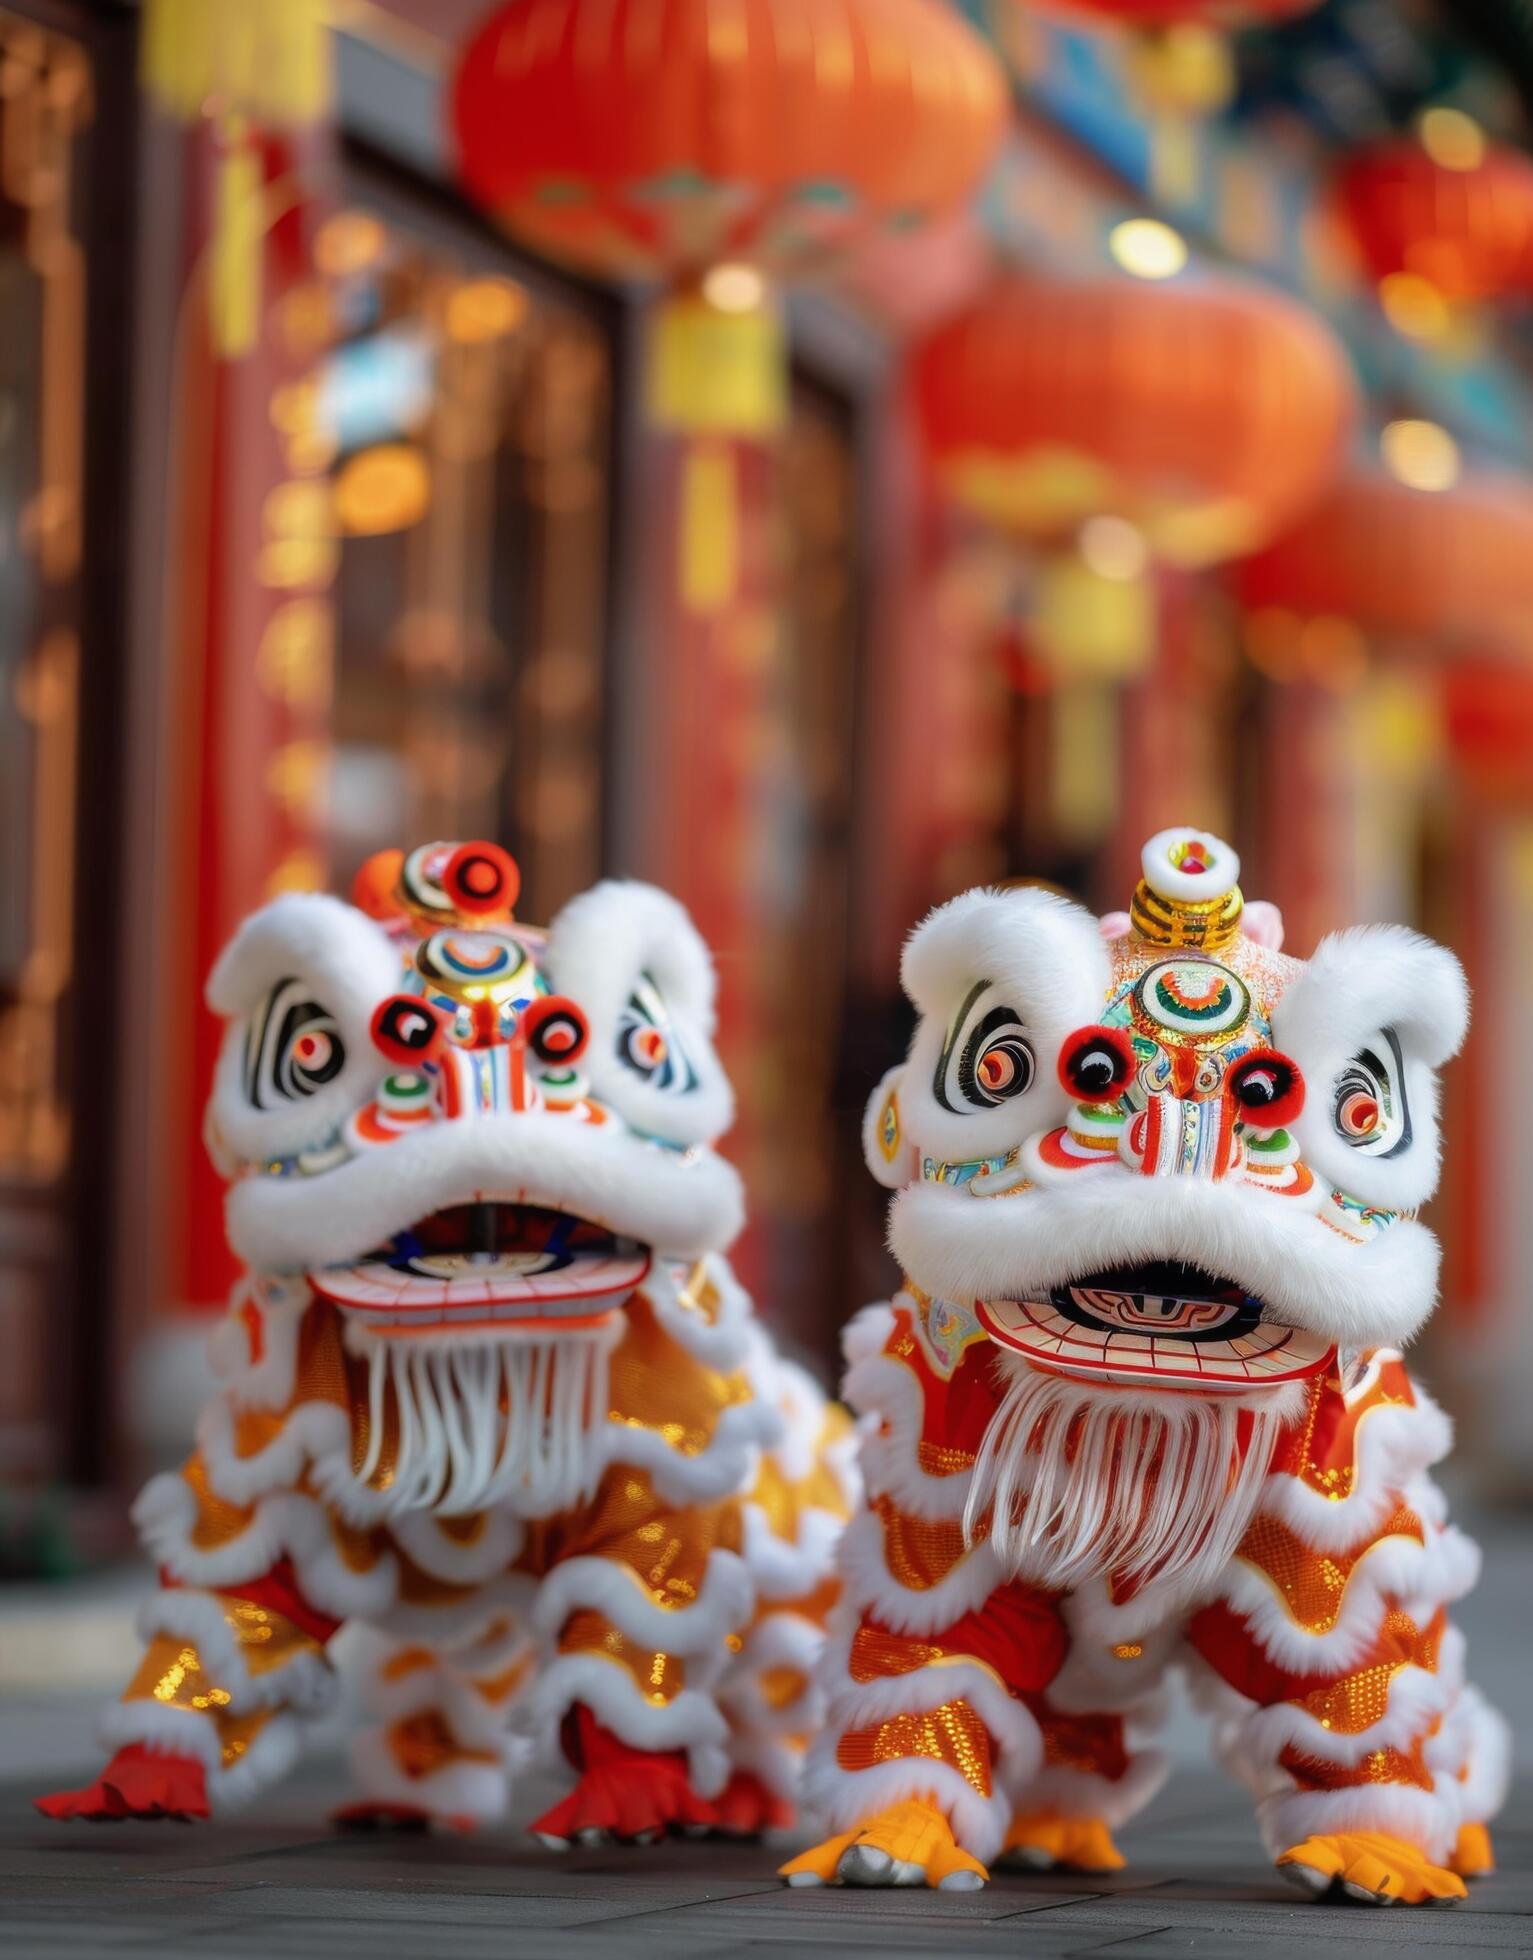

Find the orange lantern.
[
  {"left": 450, "top": 0, "right": 1008, "bottom": 287},
  {"left": 913, "top": 271, "right": 1358, "bottom": 569},
  {"left": 1238, "top": 468, "right": 1533, "bottom": 653},
  {"left": 1336, "top": 135, "right": 1533, "bottom": 304}
]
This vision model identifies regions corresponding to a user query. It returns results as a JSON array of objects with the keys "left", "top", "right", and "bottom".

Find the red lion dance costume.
[
  {"left": 783, "top": 828, "right": 1507, "bottom": 1906},
  {"left": 41, "top": 843, "right": 853, "bottom": 1841}
]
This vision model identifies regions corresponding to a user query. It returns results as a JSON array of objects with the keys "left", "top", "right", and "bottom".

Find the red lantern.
[
  {"left": 1034, "top": 1, "right": 1313, "bottom": 22},
  {"left": 1336, "top": 136, "right": 1533, "bottom": 303},
  {"left": 450, "top": 0, "right": 1008, "bottom": 286},
  {"left": 914, "top": 271, "right": 1357, "bottom": 567},
  {"left": 1238, "top": 469, "right": 1533, "bottom": 653}
]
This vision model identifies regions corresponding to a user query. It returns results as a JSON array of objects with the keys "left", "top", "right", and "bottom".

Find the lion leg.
[
  {"left": 339, "top": 1611, "right": 531, "bottom": 1833},
  {"left": 1187, "top": 1360, "right": 1511, "bottom": 1906}
]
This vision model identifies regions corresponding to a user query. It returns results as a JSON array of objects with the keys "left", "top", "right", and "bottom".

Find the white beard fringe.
[
  {"left": 347, "top": 1324, "right": 620, "bottom": 1521},
  {"left": 964, "top": 1360, "right": 1287, "bottom": 1599}
]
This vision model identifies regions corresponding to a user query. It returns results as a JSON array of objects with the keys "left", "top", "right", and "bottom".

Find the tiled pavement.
[
  {"left": 2, "top": 1501, "right": 1528, "bottom": 1958},
  {"left": 2, "top": 1764, "right": 1529, "bottom": 1960}
]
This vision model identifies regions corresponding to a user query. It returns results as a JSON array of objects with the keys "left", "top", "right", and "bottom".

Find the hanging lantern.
[
  {"left": 914, "top": 270, "right": 1357, "bottom": 570},
  {"left": 450, "top": 0, "right": 1007, "bottom": 286},
  {"left": 1336, "top": 129, "right": 1533, "bottom": 306},
  {"left": 450, "top": 0, "right": 1008, "bottom": 588},
  {"left": 1238, "top": 468, "right": 1533, "bottom": 656}
]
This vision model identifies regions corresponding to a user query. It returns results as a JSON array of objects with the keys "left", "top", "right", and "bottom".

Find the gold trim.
[{"left": 1129, "top": 879, "right": 1244, "bottom": 954}]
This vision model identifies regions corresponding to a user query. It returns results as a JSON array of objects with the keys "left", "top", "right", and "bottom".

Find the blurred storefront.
[{"left": 4, "top": 0, "right": 1533, "bottom": 1564}]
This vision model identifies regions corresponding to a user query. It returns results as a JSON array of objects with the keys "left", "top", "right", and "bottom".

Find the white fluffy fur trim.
[
  {"left": 227, "top": 1111, "right": 745, "bottom": 1275},
  {"left": 515, "top": 1654, "right": 731, "bottom": 1798},
  {"left": 721, "top": 1609, "right": 825, "bottom": 1738},
  {"left": 135, "top": 1588, "right": 337, "bottom": 1718},
  {"left": 98, "top": 1700, "right": 305, "bottom": 1816},
  {"left": 1236, "top": 1665, "right": 1455, "bottom": 1773},
  {"left": 1258, "top": 1388, "right": 1452, "bottom": 1553},
  {"left": 727, "top": 1731, "right": 804, "bottom": 1804},
  {"left": 545, "top": 880, "right": 733, "bottom": 1148},
  {"left": 746, "top": 1334, "right": 825, "bottom": 1485},
  {"left": 823, "top": 1658, "right": 1044, "bottom": 1788},
  {"left": 742, "top": 1502, "right": 843, "bottom": 1603},
  {"left": 863, "top": 1065, "right": 917, "bottom": 1190},
  {"left": 891, "top": 1174, "right": 1443, "bottom": 1352},
  {"left": 1274, "top": 925, "right": 1467, "bottom": 1216},
  {"left": 530, "top": 1549, "right": 753, "bottom": 1682},
  {"left": 800, "top": 1749, "right": 1012, "bottom": 1865},
  {"left": 1256, "top": 1783, "right": 1457, "bottom": 1865},
  {"left": 1217, "top": 1526, "right": 1481, "bottom": 1675},
  {"left": 843, "top": 1301, "right": 897, "bottom": 1370},
  {"left": 1432, "top": 1686, "right": 1512, "bottom": 1825},
  {"left": 646, "top": 1254, "right": 755, "bottom": 1373},
  {"left": 603, "top": 1397, "right": 781, "bottom": 1508},
  {"left": 896, "top": 887, "right": 1108, "bottom": 1167},
  {"left": 206, "top": 894, "right": 399, "bottom": 1167},
  {"left": 347, "top": 1728, "right": 510, "bottom": 1822},
  {"left": 208, "top": 1275, "right": 309, "bottom": 1412},
  {"left": 844, "top": 1349, "right": 971, "bottom": 1523},
  {"left": 1013, "top": 1751, "right": 1171, "bottom": 1829},
  {"left": 353, "top": 1661, "right": 519, "bottom": 1756},
  {"left": 384, "top": 1506, "right": 526, "bottom": 1585},
  {"left": 835, "top": 1504, "right": 1005, "bottom": 1636},
  {"left": 196, "top": 1394, "right": 350, "bottom": 1507}
]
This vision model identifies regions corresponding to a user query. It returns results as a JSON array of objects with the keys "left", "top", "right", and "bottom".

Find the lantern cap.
[{"left": 1130, "top": 827, "right": 1244, "bottom": 953}]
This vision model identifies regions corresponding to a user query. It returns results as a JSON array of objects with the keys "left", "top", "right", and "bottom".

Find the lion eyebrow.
[{"left": 933, "top": 977, "right": 990, "bottom": 1114}]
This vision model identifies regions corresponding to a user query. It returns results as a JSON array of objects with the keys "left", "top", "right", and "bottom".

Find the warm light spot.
[
  {"left": 314, "top": 209, "right": 388, "bottom": 278},
  {"left": 1418, "top": 106, "right": 1486, "bottom": 173},
  {"left": 701, "top": 261, "right": 767, "bottom": 313},
  {"left": 446, "top": 277, "right": 528, "bottom": 344},
  {"left": 334, "top": 444, "right": 431, "bottom": 536},
  {"left": 1078, "top": 514, "right": 1150, "bottom": 583},
  {"left": 1243, "top": 606, "right": 1304, "bottom": 683},
  {"left": 1381, "top": 418, "right": 1461, "bottom": 492},
  {"left": 1377, "top": 272, "right": 1451, "bottom": 343},
  {"left": 1109, "top": 218, "right": 1188, "bottom": 281},
  {"left": 1299, "top": 615, "right": 1369, "bottom": 692}
]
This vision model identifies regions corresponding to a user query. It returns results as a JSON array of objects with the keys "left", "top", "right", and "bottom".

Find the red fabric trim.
[
  {"left": 160, "top": 1558, "right": 342, "bottom": 1646},
  {"left": 36, "top": 1745, "right": 209, "bottom": 1822}
]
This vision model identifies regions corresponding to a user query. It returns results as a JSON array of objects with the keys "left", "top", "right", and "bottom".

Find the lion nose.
[{"left": 1120, "top": 1093, "right": 1239, "bottom": 1180}]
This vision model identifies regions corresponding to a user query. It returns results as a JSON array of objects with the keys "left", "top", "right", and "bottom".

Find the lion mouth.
[
  {"left": 977, "top": 1258, "right": 1332, "bottom": 1390},
  {"left": 309, "top": 1201, "right": 651, "bottom": 1331}
]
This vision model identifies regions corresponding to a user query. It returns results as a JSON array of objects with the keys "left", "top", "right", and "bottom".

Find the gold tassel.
[
  {"left": 209, "top": 116, "right": 262, "bottom": 359},
  {"left": 142, "top": 0, "right": 332, "bottom": 127}
]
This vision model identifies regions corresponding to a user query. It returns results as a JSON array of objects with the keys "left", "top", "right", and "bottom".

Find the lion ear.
[{"left": 863, "top": 1065, "right": 917, "bottom": 1189}]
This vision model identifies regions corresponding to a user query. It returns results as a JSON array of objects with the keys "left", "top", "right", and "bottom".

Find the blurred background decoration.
[{"left": 3, "top": 0, "right": 1533, "bottom": 1577}]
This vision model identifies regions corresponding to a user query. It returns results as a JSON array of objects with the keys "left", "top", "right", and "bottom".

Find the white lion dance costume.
[
  {"left": 782, "top": 828, "right": 1507, "bottom": 1906},
  {"left": 41, "top": 842, "right": 853, "bottom": 1840}
]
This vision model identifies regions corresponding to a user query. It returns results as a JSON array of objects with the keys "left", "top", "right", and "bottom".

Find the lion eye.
[
  {"left": 1333, "top": 1036, "right": 1411, "bottom": 1157},
  {"left": 616, "top": 975, "right": 695, "bottom": 1094},
  {"left": 937, "top": 990, "right": 1036, "bottom": 1113},
  {"left": 245, "top": 979, "right": 346, "bottom": 1107}
]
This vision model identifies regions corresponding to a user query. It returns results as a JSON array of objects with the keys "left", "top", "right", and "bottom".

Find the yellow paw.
[
  {"left": 1003, "top": 1809, "right": 1126, "bottom": 1872},
  {"left": 779, "top": 1799, "right": 989, "bottom": 1891},
  {"left": 1277, "top": 1831, "right": 1467, "bottom": 1906},
  {"left": 1449, "top": 1821, "right": 1495, "bottom": 1878}
]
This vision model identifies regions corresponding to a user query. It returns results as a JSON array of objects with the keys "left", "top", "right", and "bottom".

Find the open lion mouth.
[
  {"left": 976, "top": 1258, "right": 1333, "bottom": 1391},
  {"left": 309, "top": 1201, "right": 651, "bottom": 1331}
]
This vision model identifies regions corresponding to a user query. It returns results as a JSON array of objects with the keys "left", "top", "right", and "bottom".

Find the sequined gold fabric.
[
  {"left": 183, "top": 1455, "right": 257, "bottom": 1550},
  {"left": 215, "top": 1593, "right": 320, "bottom": 1679},
  {"left": 560, "top": 1607, "right": 685, "bottom": 1705},
  {"left": 849, "top": 1624, "right": 946, "bottom": 1682},
  {"left": 917, "top": 1438, "right": 976, "bottom": 1477},
  {"left": 1279, "top": 1738, "right": 1436, "bottom": 1793},
  {"left": 606, "top": 1290, "right": 752, "bottom": 1457},
  {"left": 128, "top": 1634, "right": 234, "bottom": 1715},
  {"left": 836, "top": 1699, "right": 993, "bottom": 1797},
  {"left": 873, "top": 1493, "right": 973, "bottom": 1592},
  {"left": 518, "top": 1465, "right": 738, "bottom": 1606},
  {"left": 1236, "top": 1505, "right": 1424, "bottom": 1633}
]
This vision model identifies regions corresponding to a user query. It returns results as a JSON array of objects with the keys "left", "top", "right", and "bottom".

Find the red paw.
[
  {"left": 530, "top": 1708, "right": 720, "bottom": 1845},
  {"left": 36, "top": 1746, "right": 209, "bottom": 1823},
  {"left": 711, "top": 1769, "right": 795, "bottom": 1838}
]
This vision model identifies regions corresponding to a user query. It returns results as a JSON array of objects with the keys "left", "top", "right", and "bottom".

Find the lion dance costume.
[
  {"left": 783, "top": 828, "right": 1508, "bottom": 1906},
  {"left": 40, "top": 843, "right": 854, "bottom": 1840}
]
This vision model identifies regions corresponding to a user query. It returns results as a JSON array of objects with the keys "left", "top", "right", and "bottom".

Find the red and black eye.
[
  {"left": 1227, "top": 1048, "right": 1305, "bottom": 1129},
  {"left": 443, "top": 840, "right": 520, "bottom": 918},
  {"left": 371, "top": 993, "right": 448, "bottom": 1067},
  {"left": 521, "top": 994, "right": 589, "bottom": 1068},
  {"left": 1058, "top": 1025, "right": 1136, "bottom": 1104}
]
